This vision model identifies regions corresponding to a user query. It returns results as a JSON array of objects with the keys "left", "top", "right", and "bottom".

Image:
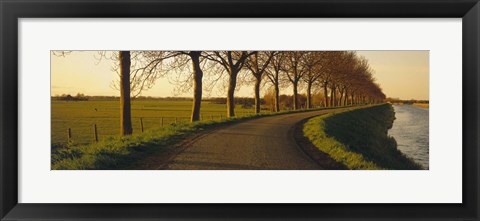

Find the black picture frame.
[{"left": 1, "top": 0, "right": 479, "bottom": 220}]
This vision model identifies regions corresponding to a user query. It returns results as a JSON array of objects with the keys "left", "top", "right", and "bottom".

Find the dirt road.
[{"left": 153, "top": 108, "right": 348, "bottom": 170}]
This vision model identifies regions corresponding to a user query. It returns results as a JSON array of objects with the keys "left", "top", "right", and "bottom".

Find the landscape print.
[{"left": 51, "top": 51, "right": 429, "bottom": 170}]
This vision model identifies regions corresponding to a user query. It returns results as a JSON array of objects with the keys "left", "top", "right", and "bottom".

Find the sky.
[
  {"left": 356, "top": 51, "right": 429, "bottom": 100},
  {"left": 51, "top": 51, "right": 429, "bottom": 100}
]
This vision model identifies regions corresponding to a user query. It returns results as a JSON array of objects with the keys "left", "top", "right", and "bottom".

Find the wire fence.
[{"left": 52, "top": 110, "right": 273, "bottom": 147}]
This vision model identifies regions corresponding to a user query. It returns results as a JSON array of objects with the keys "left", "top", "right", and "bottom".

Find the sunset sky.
[{"left": 51, "top": 51, "right": 429, "bottom": 100}]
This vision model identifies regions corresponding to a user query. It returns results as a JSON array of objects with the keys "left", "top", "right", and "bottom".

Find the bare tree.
[
  {"left": 284, "top": 51, "right": 307, "bottom": 110},
  {"left": 265, "top": 52, "right": 286, "bottom": 112},
  {"left": 340, "top": 54, "right": 367, "bottom": 106},
  {"left": 150, "top": 51, "right": 210, "bottom": 122},
  {"left": 205, "top": 51, "right": 257, "bottom": 117},
  {"left": 120, "top": 51, "right": 178, "bottom": 97},
  {"left": 315, "top": 51, "right": 344, "bottom": 107},
  {"left": 334, "top": 52, "right": 357, "bottom": 106},
  {"left": 188, "top": 51, "right": 204, "bottom": 121},
  {"left": 119, "top": 51, "right": 133, "bottom": 135},
  {"left": 97, "top": 51, "right": 176, "bottom": 135},
  {"left": 302, "top": 52, "right": 325, "bottom": 109},
  {"left": 52, "top": 51, "right": 72, "bottom": 57},
  {"left": 245, "top": 51, "right": 275, "bottom": 114},
  {"left": 53, "top": 51, "right": 135, "bottom": 136}
]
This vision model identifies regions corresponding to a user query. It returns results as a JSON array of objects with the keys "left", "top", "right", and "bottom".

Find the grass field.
[
  {"left": 51, "top": 105, "right": 327, "bottom": 170},
  {"left": 52, "top": 100, "right": 266, "bottom": 147},
  {"left": 303, "top": 104, "right": 422, "bottom": 170},
  {"left": 51, "top": 118, "right": 239, "bottom": 169}
]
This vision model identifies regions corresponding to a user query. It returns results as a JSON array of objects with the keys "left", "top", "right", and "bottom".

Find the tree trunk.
[
  {"left": 293, "top": 81, "right": 299, "bottom": 110},
  {"left": 330, "top": 85, "right": 335, "bottom": 107},
  {"left": 227, "top": 70, "right": 238, "bottom": 117},
  {"left": 351, "top": 94, "right": 355, "bottom": 105},
  {"left": 334, "top": 87, "right": 337, "bottom": 106},
  {"left": 119, "top": 51, "right": 132, "bottom": 136},
  {"left": 338, "top": 89, "right": 344, "bottom": 106},
  {"left": 254, "top": 76, "right": 261, "bottom": 114},
  {"left": 323, "top": 82, "right": 329, "bottom": 107},
  {"left": 306, "top": 81, "right": 313, "bottom": 109},
  {"left": 343, "top": 90, "right": 348, "bottom": 106},
  {"left": 274, "top": 83, "right": 280, "bottom": 112},
  {"left": 190, "top": 51, "right": 203, "bottom": 122}
]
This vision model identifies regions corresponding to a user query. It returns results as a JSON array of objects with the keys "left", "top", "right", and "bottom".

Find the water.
[{"left": 389, "top": 104, "right": 429, "bottom": 169}]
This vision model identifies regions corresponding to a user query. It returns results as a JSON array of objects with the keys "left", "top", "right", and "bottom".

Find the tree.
[
  {"left": 205, "top": 51, "right": 257, "bottom": 117},
  {"left": 163, "top": 51, "right": 207, "bottom": 122},
  {"left": 53, "top": 51, "right": 139, "bottom": 136},
  {"left": 119, "top": 51, "right": 133, "bottom": 135},
  {"left": 302, "top": 52, "right": 325, "bottom": 109},
  {"left": 125, "top": 51, "right": 179, "bottom": 97},
  {"left": 316, "top": 51, "right": 345, "bottom": 107},
  {"left": 284, "top": 51, "right": 307, "bottom": 110},
  {"left": 332, "top": 51, "right": 357, "bottom": 106},
  {"left": 245, "top": 51, "right": 275, "bottom": 114},
  {"left": 188, "top": 51, "right": 204, "bottom": 121},
  {"left": 344, "top": 55, "right": 369, "bottom": 106},
  {"left": 262, "top": 86, "right": 276, "bottom": 111},
  {"left": 115, "top": 51, "right": 176, "bottom": 134},
  {"left": 265, "top": 52, "right": 286, "bottom": 112},
  {"left": 326, "top": 52, "right": 345, "bottom": 107},
  {"left": 96, "top": 51, "right": 176, "bottom": 135}
]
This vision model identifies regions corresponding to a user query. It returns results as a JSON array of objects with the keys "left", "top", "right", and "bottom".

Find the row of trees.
[
  {"left": 52, "top": 93, "right": 89, "bottom": 101},
  {"left": 54, "top": 51, "right": 386, "bottom": 136}
]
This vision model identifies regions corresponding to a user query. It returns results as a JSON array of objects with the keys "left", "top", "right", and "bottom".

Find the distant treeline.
[
  {"left": 52, "top": 94, "right": 194, "bottom": 101},
  {"left": 207, "top": 97, "right": 263, "bottom": 108},
  {"left": 52, "top": 93, "right": 89, "bottom": 101},
  {"left": 52, "top": 94, "right": 314, "bottom": 110},
  {"left": 386, "top": 98, "right": 429, "bottom": 104}
]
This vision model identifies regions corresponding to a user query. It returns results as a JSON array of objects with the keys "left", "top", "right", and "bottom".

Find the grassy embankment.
[
  {"left": 303, "top": 104, "right": 422, "bottom": 170},
  {"left": 52, "top": 106, "right": 339, "bottom": 170}
]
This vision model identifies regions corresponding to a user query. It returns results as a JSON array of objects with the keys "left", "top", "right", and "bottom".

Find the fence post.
[
  {"left": 93, "top": 124, "right": 98, "bottom": 143},
  {"left": 140, "top": 118, "right": 144, "bottom": 133},
  {"left": 67, "top": 128, "right": 72, "bottom": 144}
]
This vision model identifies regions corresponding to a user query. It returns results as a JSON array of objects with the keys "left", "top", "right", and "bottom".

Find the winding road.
[{"left": 158, "top": 108, "right": 347, "bottom": 170}]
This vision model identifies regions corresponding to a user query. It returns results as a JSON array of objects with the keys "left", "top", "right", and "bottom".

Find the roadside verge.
[{"left": 295, "top": 104, "right": 422, "bottom": 170}]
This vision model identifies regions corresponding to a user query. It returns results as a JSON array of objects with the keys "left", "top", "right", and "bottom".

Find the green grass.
[
  {"left": 51, "top": 105, "right": 335, "bottom": 170},
  {"left": 303, "top": 104, "right": 422, "bottom": 170},
  {"left": 52, "top": 119, "right": 230, "bottom": 170},
  {"left": 52, "top": 100, "right": 267, "bottom": 147}
]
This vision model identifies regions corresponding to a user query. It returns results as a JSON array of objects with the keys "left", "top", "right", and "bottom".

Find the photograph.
[
  {"left": 50, "top": 50, "right": 429, "bottom": 170},
  {"left": 3, "top": 0, "right": 478, "bottom": 219}
]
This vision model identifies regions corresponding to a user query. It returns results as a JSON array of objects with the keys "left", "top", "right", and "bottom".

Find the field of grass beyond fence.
[
  {"left": 52, "top": 100, "right": 268, "bottom": 147},
  {"left": 303, "top": 104, "right": 422, "bottom": 170}
]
